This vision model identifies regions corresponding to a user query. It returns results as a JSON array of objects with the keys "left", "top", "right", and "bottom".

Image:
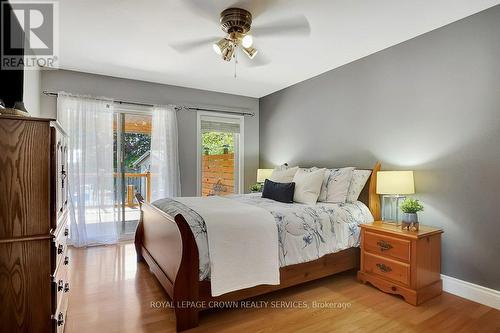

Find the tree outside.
[
  {"left": 114, "top": 132, "right": 151, "bottom": 172},
  {"left": 124, "top": 133, "right": 151, "bottom": 171},
  {"left": 202, "top": 132, "right": 234, "bottom": 155}
]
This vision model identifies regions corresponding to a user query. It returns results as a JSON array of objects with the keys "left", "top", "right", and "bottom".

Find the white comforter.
[
  {"left": 174, "top": 196, "right": 280, "bottom": 296},
  {"left": 153, "top": 194, "right": 374, "bottom": 283}
]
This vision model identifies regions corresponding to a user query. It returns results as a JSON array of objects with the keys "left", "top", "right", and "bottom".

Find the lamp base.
[{"left": 381, "top": 195, "right": 406, "bottom": 225}]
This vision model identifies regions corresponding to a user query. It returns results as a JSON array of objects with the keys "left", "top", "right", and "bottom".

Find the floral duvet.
[{"left": 152, "top": 193, "right": 374, "bottom": 281}]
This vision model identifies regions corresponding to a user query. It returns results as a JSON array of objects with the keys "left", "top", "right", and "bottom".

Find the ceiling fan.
[
  {"left": 170, "top": 3, "right": 310, "bottom": 66},
  {"left": 213, "top": 8, "right": 258, "bottom": 61}
]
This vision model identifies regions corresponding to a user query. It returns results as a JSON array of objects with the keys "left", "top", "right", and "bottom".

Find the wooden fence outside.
[{"left": 202, "top": 153, "right": 235, "bottom": 196}]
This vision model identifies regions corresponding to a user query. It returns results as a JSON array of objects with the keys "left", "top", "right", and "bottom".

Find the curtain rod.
[{"left": 42, "top": 91, "right": 255, "bottom": 117}]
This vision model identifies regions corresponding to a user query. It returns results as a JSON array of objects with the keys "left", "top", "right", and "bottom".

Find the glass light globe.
[
  {"left": 241, "top": 35, "right": 253, "bottom": 48},
  {"left": 212, "top": 43, "right": 222, "bottom": 55}
]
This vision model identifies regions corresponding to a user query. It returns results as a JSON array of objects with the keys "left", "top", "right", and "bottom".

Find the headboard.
[{"left": 358, "top": 162, "right": 381, "bottom": 221}]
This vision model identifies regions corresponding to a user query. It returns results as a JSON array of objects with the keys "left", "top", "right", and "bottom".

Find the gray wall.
[
  {"left": 41, "top": 70, "right": 259, "bottom": 196},
  {"left": 260, "top": 6, "right": 500, "bottom": 290}
]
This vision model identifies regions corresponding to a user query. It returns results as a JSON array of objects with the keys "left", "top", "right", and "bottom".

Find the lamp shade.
[
  {"left": 257, "top": 169, "right": 273, "bottom": 183},
  {"left": 376, "top": 171, "right": 415, "bottom": 195}
]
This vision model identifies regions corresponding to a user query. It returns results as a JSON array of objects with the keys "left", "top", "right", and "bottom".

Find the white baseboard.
[{"left": 441, "top": 274, "right": 500, "bottom": 310}]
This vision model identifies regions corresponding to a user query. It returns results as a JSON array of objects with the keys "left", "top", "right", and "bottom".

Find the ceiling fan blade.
[
  {"left": 170, "top": 37, "right": 219, "bottom": 53},
  {"left": 252, "top": 15, "right": 310, "bottom": 37}
]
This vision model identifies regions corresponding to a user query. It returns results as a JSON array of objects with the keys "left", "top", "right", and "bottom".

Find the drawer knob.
[
  {"left": 64, "top": 282, "right": 70, "bottom": 293},
  {"left": 57, "top": 279, "right": 64, "bottom": 291},
  {"left": 64, "top": 228, "right": 69, "bottom": 236},
  {"left": 64, "top": 256, "right": 70, "bottom": 265},
  {"left": 57, "top": 312, "right": 64, "bottom": 326},
  {"left": 376, "top": 263, "right": 392, "bottom": 273},
  {"left": 57, "top": 244, "right": 64, "bottom": 254},
  {"left": 377, "top": 240, "right": 393, "bottom": 251}
]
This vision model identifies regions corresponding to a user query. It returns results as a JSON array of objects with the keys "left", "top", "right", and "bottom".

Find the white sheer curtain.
[
  {"left": 57, "top": 94, "right": 118, "bottom": 247},
  {"left": 150, "top": 105, "right": 181, "bottom": 201}
]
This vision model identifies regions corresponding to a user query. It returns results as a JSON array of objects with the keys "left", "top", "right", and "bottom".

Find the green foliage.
[
  {"left": 249, "top": 183, "right": 262, "bottom": 192},
  {"left": 124, "top": 133, "right": 151, "bottom": 168},
  {"left": 202, "top": 132, "right": 234, "bottom": 155},
  {"left": 114, "top": 132, "right": 151, "bottom": 172},
  {"left": 400, "top": 198, "right": 424, "bottom": 214}
]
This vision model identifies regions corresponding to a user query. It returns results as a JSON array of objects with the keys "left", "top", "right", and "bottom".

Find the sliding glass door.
[
  {"left": 197, "top": 113, "right": 244, "bottom": 196},
  {"left": 114, "top": 111, "right": 152, "bottom": 238}
]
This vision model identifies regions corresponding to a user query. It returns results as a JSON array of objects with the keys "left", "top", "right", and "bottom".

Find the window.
[{"left": 197, "top": 112, "right": 244, "bottom": 196}]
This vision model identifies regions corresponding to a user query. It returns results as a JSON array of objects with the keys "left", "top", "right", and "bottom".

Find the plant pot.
[{"left": 402, "top": 213, "right": 418, "bottom": 223}]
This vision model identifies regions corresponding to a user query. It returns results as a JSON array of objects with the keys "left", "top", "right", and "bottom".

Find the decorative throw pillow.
[
  {"left": 269, "top": 166, "right": 299, "bottom": 183},
  {"left": 318, "top": 167, "right": 355, "bottom": 203},
  {"left": 262, "top": 179, "right": 295, "bottom": 203},
  {"left": 346, "top": 170, "right": 372, "bottom": 202},
  {"left": 292, "top": 168, "right": 326, "bottom": 205}
]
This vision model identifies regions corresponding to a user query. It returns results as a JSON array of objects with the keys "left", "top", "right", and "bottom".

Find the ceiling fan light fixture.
[
  {"left": 213, "top": 38, "right": 229, "bottom": 55},
  {"left": 242, "top": 46, "right": 258, "bottom": 59},
  {"left": 241, "top": 34, "right": 253, "bottom": 48},
  {"left": 221, "top": 42, "right": 236, "bottom": 61}
]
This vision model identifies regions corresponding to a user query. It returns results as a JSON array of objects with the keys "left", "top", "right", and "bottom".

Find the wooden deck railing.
[{"left": 114, "top": 172, "right": 151, "bottom": 206}]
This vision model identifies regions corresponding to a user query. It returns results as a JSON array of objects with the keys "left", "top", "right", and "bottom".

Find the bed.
[{"left": 134, "top": 162, "right": 381, "bottom": 331}]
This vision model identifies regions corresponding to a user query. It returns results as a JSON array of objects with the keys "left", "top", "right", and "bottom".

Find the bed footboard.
[{"left": 135, "top": 194, "right": 199, "bottom": 331}]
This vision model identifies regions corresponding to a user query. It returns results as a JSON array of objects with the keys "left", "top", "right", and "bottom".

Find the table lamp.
[
  {"left": 376, "top": 171, "right": 415, "bottom": 224},
  {"left": 257, "top": 169, "right": 273, "bottom": 183}
]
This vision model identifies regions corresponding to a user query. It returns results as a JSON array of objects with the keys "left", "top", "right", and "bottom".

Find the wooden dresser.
[
  {"left": 0, "top": 115, "right": 70, "bottom": 332},
  {"left": 357, "top": 222, "right": 443, "bottom": 305}
]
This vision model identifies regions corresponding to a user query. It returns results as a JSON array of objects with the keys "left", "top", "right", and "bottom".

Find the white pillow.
[
  {"left": 292, "top": 168, "right": 326, "bottom": 205},
  {"left": 346, "top": 170, "right": 372, "bottom": 202},
  {"left": 269, "top": 166, "right": 299, "bottom": 183},
  {"left": 318, "top": 167, "right": 355, "bottom": 203}
]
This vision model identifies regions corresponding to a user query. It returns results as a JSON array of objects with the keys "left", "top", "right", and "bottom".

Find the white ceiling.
[{"left": 58, "top": 0, "right": 500, "bottom": 98}]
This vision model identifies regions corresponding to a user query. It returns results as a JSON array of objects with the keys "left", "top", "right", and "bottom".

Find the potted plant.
[
  {"left": 249, "top": 183, "right": 262, "bottom": 193},
  {"left": 400, "top": 198, "right": 424, "bottom": 230}
]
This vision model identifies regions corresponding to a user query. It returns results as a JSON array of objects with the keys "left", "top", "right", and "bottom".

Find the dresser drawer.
[
  {"left": 52, "top": 258, "right": 70, "bottom": 314},
  {"left": 51, "top": 238, "right": 69, "bottom": 275},
  {"left": 364, "top": 231, "right": 410, "bottom": 262},
  {"left": 51, "top": 218, "right": 69, "bottom": 273},
  {"left": 52, "top": 291, "right": 69, "bottom": 333},
  {"left": 52, "top": 257, "right": 70, "bottom": 333},
  {"left": 363, "top": 252, "right": 410, "bottom": 286}
]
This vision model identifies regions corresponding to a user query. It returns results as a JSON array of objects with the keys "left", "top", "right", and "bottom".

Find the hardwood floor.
[{"left": 67, "top": 243, "right": 499, "bottom": 333}]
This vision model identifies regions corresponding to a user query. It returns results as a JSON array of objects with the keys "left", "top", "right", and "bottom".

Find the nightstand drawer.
[
  {"left": 364, "top": 231, "right": 410, "bottom": 262},
  {"left": 363, "top": 252, "right": 410, "bottom": 286}
]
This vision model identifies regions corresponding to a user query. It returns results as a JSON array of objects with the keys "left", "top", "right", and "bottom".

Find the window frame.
[
  {"left": 196, "top": 111, "right": 245, "bottom": 196},
  {"left": 113, "top": 105, "right": 153, "bottom": 240}
]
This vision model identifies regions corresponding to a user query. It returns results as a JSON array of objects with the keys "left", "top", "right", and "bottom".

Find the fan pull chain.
[{"left": 234, "top": 49, "right": 238, "bottom": 78}]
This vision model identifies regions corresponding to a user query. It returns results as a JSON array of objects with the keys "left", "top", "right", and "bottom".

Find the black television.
[{"left": 0, "top": 0, "right": 25, "bottom": 108}]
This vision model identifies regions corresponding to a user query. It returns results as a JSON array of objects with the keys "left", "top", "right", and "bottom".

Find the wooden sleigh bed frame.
[{"left": 135, "top": 162, "right": 381, "bottom": 331}]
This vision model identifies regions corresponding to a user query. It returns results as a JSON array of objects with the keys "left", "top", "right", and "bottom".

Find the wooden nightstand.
[{"left": 357, "top": 222, "right": 443, "bottom": 305}]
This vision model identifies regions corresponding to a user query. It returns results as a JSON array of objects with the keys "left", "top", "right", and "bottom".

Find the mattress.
[{"left": 152, "top": 193, "right": 374, "bottom": 281}]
